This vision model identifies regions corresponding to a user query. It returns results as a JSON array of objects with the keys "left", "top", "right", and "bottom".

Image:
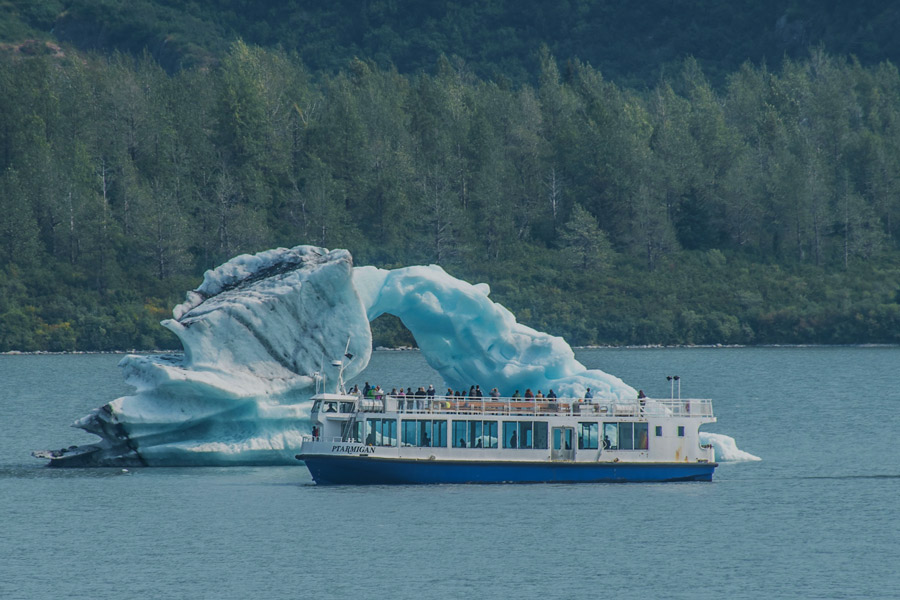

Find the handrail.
[{"left": 380, "top": 395, "right": 713, "bottom": 418}]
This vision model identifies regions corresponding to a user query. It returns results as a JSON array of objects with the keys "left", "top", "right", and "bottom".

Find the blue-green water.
[{"left": 1, "top": 348, "right": 898, "bottom": 599}]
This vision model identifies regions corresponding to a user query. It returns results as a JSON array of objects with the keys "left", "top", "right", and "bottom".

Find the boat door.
[{"left": 551, "top": 427, "right": 575, "bottom": 461}]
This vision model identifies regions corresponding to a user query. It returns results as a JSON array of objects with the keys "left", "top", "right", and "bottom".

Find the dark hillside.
[{"left": 3, "top": 1, "right": 900, "bottom": 86}]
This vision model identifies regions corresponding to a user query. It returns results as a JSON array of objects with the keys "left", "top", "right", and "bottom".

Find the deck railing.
[{"left": 368, "top": 396, "right": 713, "bottom": 418}]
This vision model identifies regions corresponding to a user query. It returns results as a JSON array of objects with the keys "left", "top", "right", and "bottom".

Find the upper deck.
[{"left": 313, "top": 395, "right": 713, "bottom": 420}]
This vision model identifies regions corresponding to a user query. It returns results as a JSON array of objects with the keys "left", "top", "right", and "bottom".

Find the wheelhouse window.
[
  {"left": 366, "top": 418, "right": 396, "bottom": 446},
  {"left": 578, "top": 422, "right": 599, "bottom": 449},
  {"left": 677, "top": 425, "right": 685, "bottom": 437},
  {"left": 655, "top": 425, "right": 663, "bottom": 437}
]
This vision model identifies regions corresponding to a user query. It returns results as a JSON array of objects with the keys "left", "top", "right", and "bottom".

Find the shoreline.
[{"left": 4, "top": 343, "right": 899, "bottom": 357}]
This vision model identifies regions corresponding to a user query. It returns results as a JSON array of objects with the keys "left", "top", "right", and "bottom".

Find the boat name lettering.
[{"left": 331, "top": 445, "right": 375, "bottom": 454}]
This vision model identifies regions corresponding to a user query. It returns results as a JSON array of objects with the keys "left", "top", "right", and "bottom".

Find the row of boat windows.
[{"left": 355, "top": 419, "right": 683, "bottom": 449}]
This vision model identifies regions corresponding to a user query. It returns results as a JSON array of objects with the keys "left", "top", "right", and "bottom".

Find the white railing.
[{"left": 361, "top": 396, "right": 714, "bottom": 418}]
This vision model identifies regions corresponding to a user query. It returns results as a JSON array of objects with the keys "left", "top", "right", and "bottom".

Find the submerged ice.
[{"left": 37, "top": 245, "right": 756, "bottom": 467}]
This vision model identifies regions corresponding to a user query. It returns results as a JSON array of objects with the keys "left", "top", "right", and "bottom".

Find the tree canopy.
[{"left": 2, "top": 42, "right": 900, "bottom": 351}]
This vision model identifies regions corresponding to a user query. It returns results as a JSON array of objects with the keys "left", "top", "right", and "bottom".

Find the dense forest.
[
  {"left": 2, "top": 3, "right": 900, "bottom": 351},
  {"left": 5, "top": 0, "right": 900, "bottom": 87}
]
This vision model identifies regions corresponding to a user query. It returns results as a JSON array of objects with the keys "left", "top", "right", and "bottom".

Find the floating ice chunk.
[{"left": 701, "top": 432, "right": 761, "bottom": 462}]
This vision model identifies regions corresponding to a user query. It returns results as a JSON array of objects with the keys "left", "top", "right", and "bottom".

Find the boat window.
[
  {"left": 402, "top": 420, "right": 418, "bottom": 446},
  {"left": 312, "top": 401, "right": 321, "bottom": 413},
  {"left": 452, "top": 420, "right": 468, "bottom": 447},
  {"left": 430, "top": 420, "right": 447, "bottom": 447},
  {"left": 453, "top": 420, "right": 497, "bottom": 448},
  {"left": 677, "top": 425, "right": 685, "bottom": 437},
  {"left": 468, "top": 421, "right": 483, "bottom": 447},
  {"left": 518, "top": 422, "right": 533, "bottom": 449},
  {"left": 533, "top": 422, "right": 548, "bottom": 449},
  {"left": 603, "top": 422, "right": 618, "bottom": 450},
  {"left": 503, "top": 421, "right": 547, "bottom": 448},
  {"left": 483, "top": 421, "right": 498, "bottom": 448},
  {"left": 324, "top": 401, "right": 338, "bottom": 413},
  {"left": 365, "top": 418, "right": 397, "bottom": 446},
  {"left": 635, "top": 422, "right": 649, "bottom": 450},
  {"left": 340, "top": 402, "right": 355, "bottom": 413},
  {"left": 602, "top": 422, "right": 648, "bottom": 450},
  {"left": 401, "top": 419, "right": 445, "bottom": 447},
  {"left": 503, "top": 422, "right": 517, "bottom": 448},
  {"left": 578, "top": 422, "right": 599, "bottom": 449},
  {"left": 352, "top": 421, "right": 363, "bottom": 443},
  {"left": 655, "top": 425, "right": 663, "bottom": 437},
  {"left": 618, "top": 422, "right": 634, "bottom": 450}
]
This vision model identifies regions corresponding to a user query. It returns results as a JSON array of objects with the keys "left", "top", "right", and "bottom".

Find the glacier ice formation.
[{"left": 36, "top": 244, "right": 754, "bottom": 467}]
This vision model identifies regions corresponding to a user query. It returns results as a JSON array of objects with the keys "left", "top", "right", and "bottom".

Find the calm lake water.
[{"left": 1, "top": 347, "right": 898, "bottom": 599}]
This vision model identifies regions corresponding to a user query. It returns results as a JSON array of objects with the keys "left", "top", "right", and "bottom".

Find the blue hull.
[{"left": 297, "top": 455, "right": 716, "bottom": 485}]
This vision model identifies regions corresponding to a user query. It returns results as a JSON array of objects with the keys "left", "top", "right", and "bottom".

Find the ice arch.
[{"left": 353, "top": 265, "right": 635, "bottom": 400}]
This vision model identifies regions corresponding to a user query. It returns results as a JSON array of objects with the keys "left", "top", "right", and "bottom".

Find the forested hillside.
[
  {"left": 4, "top": 1, "right": 900, "bottom": 86},
  {"left": 2, "top": 40, "right": 900, "bottom": 351}
]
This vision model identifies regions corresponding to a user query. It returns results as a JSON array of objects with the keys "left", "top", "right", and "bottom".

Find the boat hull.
[{"left": 297, "top": 455, "right": 716, "bottom": 485}]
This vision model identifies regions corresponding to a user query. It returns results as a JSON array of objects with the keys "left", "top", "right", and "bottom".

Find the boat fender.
[{"left": 613, "top": 458, "right": 619, "bottom": 463}]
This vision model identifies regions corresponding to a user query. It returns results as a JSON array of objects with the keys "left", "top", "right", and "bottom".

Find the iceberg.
[
  {"left": 35, "top": 244, "right": 754, "bottom": 467},
  {"left": 700, "top": 432, "right": 762, "bottom": 462}
]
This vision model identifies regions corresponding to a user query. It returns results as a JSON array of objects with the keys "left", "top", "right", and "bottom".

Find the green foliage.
[
  {"left": 1, "top": 43, "right": 900, "bottom": 351},
  {"left": 6, "top": 1, "right": 900, "bottom": 90}
]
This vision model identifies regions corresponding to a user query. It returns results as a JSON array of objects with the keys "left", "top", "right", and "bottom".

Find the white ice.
[
  {"left": 354, "top": 265, "right": 635, "bottom": 400},
  {"left": 700, "top": 432, "right": 761, "bottom": 462}
]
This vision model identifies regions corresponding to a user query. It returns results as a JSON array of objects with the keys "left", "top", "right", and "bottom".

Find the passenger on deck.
[
  {"left": 469, "top": 385, "right": 476, "bottom": 397},
  {"left": 474, "top": 385, "right": 483, "bottom": 398},
  {"left": 446, "top": 387, "right": 454, "bottom": 398},
  {"left": 427, "top": 385, "right": 436, "bottom": 398},
  {"left": 585, "top": 388, "right": 593, "bottom": 402},
  {"left": 535, "top": 390, "right": 544, "bottom": 399},
  {"left": 547, "top": 389, "right": 557, "bottom": 399},
  {"left": 362, "top": 382, "right": 371, "bottom": 396},
  {"left": 524, "top": 389, "right": 534, "bottom": 399},
  {"left": 512, "top": 390, "right": 521, "bottom": 399},
  {"left": 490, "top": 387, "right": 500, "bottom": 399}
]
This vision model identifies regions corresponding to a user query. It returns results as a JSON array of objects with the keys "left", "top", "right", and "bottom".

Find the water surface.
[{"left": 1, "top": 348, "right": 897, "bottom": 599}]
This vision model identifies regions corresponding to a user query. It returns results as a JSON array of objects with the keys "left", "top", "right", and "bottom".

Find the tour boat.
[{"left": 296, "top": 381, "right": 717, "bottom": 485}]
